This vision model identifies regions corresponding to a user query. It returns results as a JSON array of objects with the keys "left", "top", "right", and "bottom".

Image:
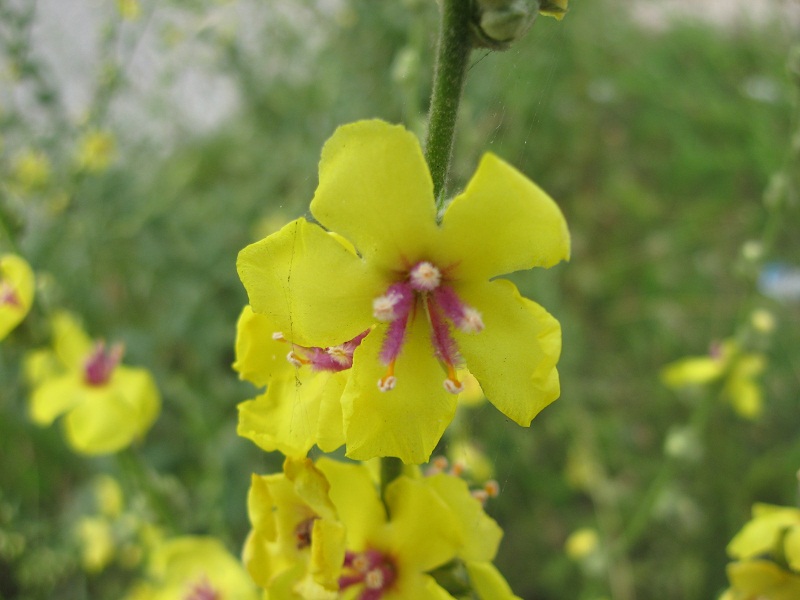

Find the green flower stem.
[
  {"left": 424, "top": 0, "right": 473, "bottom": 210},
  {"left": 380, "top": 456, "right": 405, "bottom": 505}
]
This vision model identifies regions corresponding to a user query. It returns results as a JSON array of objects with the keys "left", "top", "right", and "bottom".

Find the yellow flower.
[
  {"left": 661, "top": 339, "right": 766, "bottom": 420},
  {"left": 565, "top": 528, "right": 599, "bottom": 560},
  {"left": 243, "top": 457, "right": 346, "bottom": 596},
  {"left": 317, "top": 458, "right": 461, "bottom": 599},
  {"left": 76, "top": 516, "right": 115, "bottom": 573},
  {"left": 727, "top": 504, "right": 800, "bottom": 569},
  {"left": 238, "top": 120, "right": 569, "bottom": 464},
  {"left": 0, "top": 254, "right": 34, "bottom": 340},
  {"left": 234, "top": 306, "right": 349, "bottom": 456},
  {"left": 125, "top": 536, "right": 258, "bottom": 600},
  {"left": 723, "top": 503, "right": 800, "bottom": 600},
  {"left": 11, "top": 149, "right": 51, "bottom": 190},
  {"left": 117, "top": 0, "right": 141, "bottom": 21},
  {"left": 27, "top": 311, "right": 160, "bottom": 455},
  {"left": 75, "top": 130, "right": 116, "bottom": 173}
]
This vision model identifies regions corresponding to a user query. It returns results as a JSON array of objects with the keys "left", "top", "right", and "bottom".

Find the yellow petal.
[
  {"left": 465, "top": 561, "right": 522, "bottom": 600},
  {"left": 661, "top": 356, "right": 725, "bottom": 388},
  {"left": 237, "top": 370, "right": 346, "bottom": 457},
  {"left": 726, "top": 560, "right": 800, "bottom": 600},
  {"left": 0, "top": 254, "right": 35, "bottom": 340},
  {"left": 51, "top": 311, "right": 94, "bottom": 369},
  {"left": 310, "top": 120, "right": 439, "bottom": 270},
  {"left": 64, "top": 368, "right": 160, "bottom": 455},
  {"left": 423, "top": 474, "right": 502, "bottom": 562},
  {"left": 340, "top": 319, "right": 457, "bottom": 464},
  {"left": 29, "top": 374, "right": 84, "bottom": 425},
  {"left": 785, "top": 526, "right": 800, "bottom": 571},
  {"left": 308, "top": 518, "right": 346, "bottom": 590},
  {"left": 315, "top": 458, "right": 385, "bottom": 550},
  {"left": 438, "top": 153, "right": 569, "bottom": 280},
  {"left": 233, "top": 305, "right": 293, "bottom": 387},
  {"left": 237, "top": 218, "right": 383, "bottom": 348},
  {"left": 455, "top": 279, "right": 561, "bottom": 426},
  {"left": 727, "top": 506, "right": 800, "bottom": 559},
  {"left": 383, "top": 476, "right": 461, "bottom": 572}
]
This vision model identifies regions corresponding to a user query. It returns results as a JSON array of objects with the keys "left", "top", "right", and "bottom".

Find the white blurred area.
[
  {"left": 4, "top": 0, "right": 346, "bottom": 150},
  {"left": 631, "top": 0, "right": 800, "bottom": 30}
]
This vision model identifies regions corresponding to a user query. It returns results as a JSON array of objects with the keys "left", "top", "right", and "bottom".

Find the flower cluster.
[
  {"left": 244, "top": 457, "right": 518, "bottom": 600},
  {"left": 233, "top": 119, "right": 568, "bottom": 598}
]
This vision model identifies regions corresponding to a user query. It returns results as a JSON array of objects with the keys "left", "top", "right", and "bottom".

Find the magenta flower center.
[
  {"left": 183, "top": 577, "right": 221, "bottom": 600},
  {"left": 339, "top": 549, "right": 397, "bottom": 600},
  {"left": 272, "top": 329, "right": 370, "bottom": 372},
  {"left": 0, "top": 281, "right": 20, "bottom": 307},
  {"left": 83, "top": 342, "right": 124, "bottom": 386},
  {"left": 372, "top": 260, "right": 483, "bottom": 394}
]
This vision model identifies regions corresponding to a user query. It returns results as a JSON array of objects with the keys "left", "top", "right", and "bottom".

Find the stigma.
[{"left": 373, "top": 261, "right": 484, "bottom": 394}]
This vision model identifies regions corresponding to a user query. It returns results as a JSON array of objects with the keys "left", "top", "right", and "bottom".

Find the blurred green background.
[{"left": 1, "top": 0, "right": 798, "bottom": 598}]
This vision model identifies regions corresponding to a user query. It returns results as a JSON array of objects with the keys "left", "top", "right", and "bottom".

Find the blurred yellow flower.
[
  {"left": 565, "top": 528, "right": 599, "bottom": 560},
  {"left": 0, "top": 254, "right": 34, "bottom": 341},
  {"left": 75, "top": 130, "right": 117, "bottom": 173},
  {"left": 661, "top": 339, "right": 766, "bottom": 419},
  {"left": 11, "top": 149, "right": 51, "bottom": 191},
  {"left": 125, "top": 536, "right": 258, "bottom": 600},
  {"left": 723, "top": 503, "right": 800, "bottom": 600},
  {"left": 117, "top": 0, "right": 141, "bottom": 21},
  {"left": 76, "top": 516, "right": 115, "bottom": 573},
  {"left": 238, "top": 120, "right": 568, "bottom": 464},
  {"left": 26, "top": 311, "right": 160, "bottom": 455}
]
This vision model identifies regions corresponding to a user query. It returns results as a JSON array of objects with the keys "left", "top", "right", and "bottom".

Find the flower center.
[
  {"left": 294, "top": 516, "right": 317, "bottom": 550},
  {"left": 273, "top": 330, "right": 370, "bottom": 372},
  {"left": 183, "top": 577, "right": 221, "bottom": 600},
  {"left": 83, "top": 342, "right": 124, "bottom": 386},
  {"left": 372, "top": 260, "right": 483, "bottom": 394},
  {"left": 339, "top": 549, "right": 397, "bottom": 599},
  {"left": 0, "top": 281, "right": 20, "bottom": 307}
]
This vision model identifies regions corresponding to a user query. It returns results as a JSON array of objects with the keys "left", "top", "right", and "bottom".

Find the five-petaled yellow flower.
[
  {"left": 26, "top": 311, "right": 161, "bottom": 455},
  {"left": 238, "top": 120, "right": 569, "bottom": 464},
  {"left": 0, "top": 254, "right": 35, "bottom": 341}
]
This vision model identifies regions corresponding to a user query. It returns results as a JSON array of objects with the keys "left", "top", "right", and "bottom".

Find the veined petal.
[
  {"left": 234, "top": 305, "right": 294, "bottom": 387},
  {"left": 237, "top": 370, "right": 346, "bottom": 457},
  {"left": 465, "top": 562, "right": 522, "bottom": 600},
  {"left": 341, "top": 319, "right": 457, "bottom": 464},
  {"left": 455, "top": 279, "right": 561, "bottom": 426},
  {"left": 237, "top": 218, "right": 383, "bottom": 348},
  {"left": 310, "top": 120, "right": 439, "bottom": 269},
  {"left": 424, "top": 474, "right": 502, "bottom": 562},
  {"left": 316, "top": 458, "right": 386, "bottom": 550},
  {"left": 383, "top": 477, "right": 462, "bottom": 573},
  {"left": 438, "top": 153, "right": 569, "bottom": 281}
]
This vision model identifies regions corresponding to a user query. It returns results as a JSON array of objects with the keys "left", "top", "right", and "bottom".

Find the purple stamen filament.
[
  {"left": 374, "top": 261, "right": 483, "bottom": 393},
  {"left": 277, "top": 330, "right": 370, "bottom": 372},
  {"left": 183, "top": 577, "right": 221, "bottom": 600},
  {"left": 0, "top": 281, "right": 20, "bottom": 307}
]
